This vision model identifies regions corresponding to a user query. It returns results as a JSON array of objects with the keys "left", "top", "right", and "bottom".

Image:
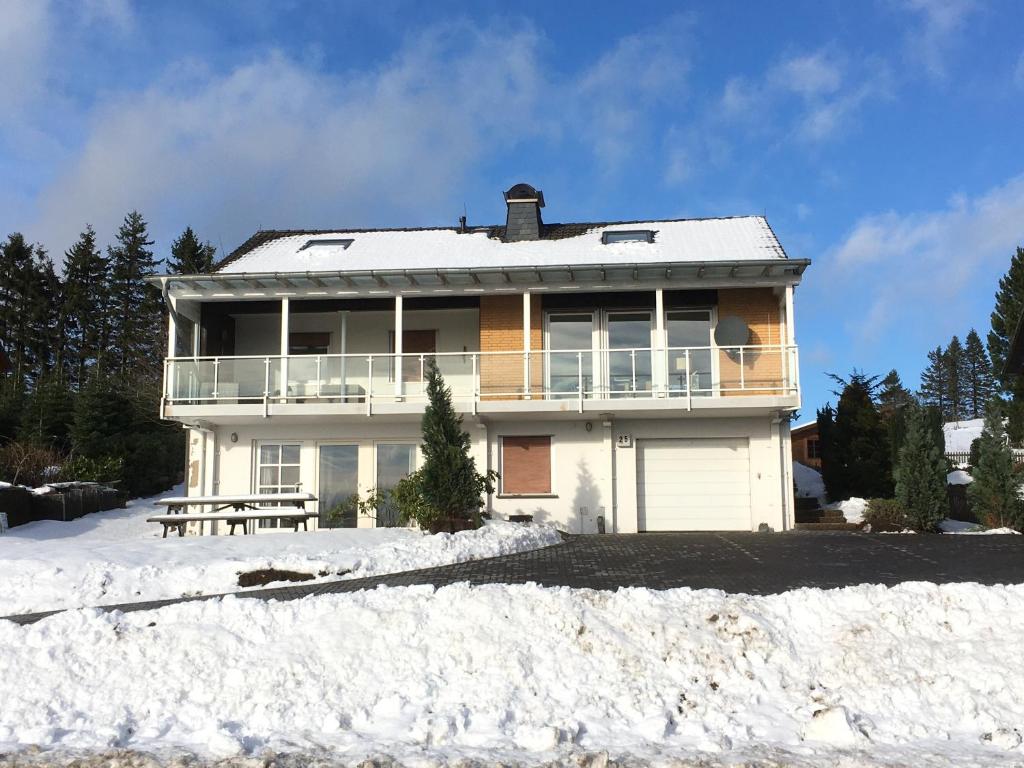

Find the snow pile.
[
  {"left": 827, "top": 497, "right": 868, "bottom": 524},
  {"left": 0, "top": 488, "right": 562, "bottom": 616},
  {"left": 948, "top": 469, "right": 973, "bottom": 485},
  {"left": 939, "top": 519, "right": 1020, "bottom": 535},
  {"left": 793, "top": 461, "right": 825, "bottom": 502},
  {"left": 2, "top": 582, "right": 1024, "bottom": 766},
  {"left": 944, "top": 419, "right": 984, "bottom": 453}
]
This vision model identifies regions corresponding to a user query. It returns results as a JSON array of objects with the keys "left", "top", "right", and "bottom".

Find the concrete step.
[
  {"left": 794, "top": 522, "right": 862, "bottom": 532},
  {"left": 795, "top": 510, "right": 847, "bottom": 524},
  {"left": 794, "top": 497, "right": 820, "bottom": 511}
]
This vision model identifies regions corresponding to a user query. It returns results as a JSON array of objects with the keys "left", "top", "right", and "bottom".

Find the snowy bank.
[
  {"left": 2, "top": 582, "right": 1024, "bottom": 766},
  {"left": 0, "top": 487, "right": 562, "bottom": 616},
  {"left": 944, "top": 419, "right": 984, "bottom": 453},
  {"left": 827, "top": 497, "right": 867, "bottom": 525},
  {"left": 793, "top": 461, "right": 825, "bottom": 502}
]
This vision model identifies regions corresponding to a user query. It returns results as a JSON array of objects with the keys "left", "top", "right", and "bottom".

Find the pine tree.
[
  {"left": 945, "top": 335, "right": 969, "bottom": 421},
  {"left": 963, "top": 329, "right": 995, "bottom": 419},
  {"left": 989, "top": 246, "right": 1024, "bottom": 441},
  {"left": 919, "top": 346, "right": 950, "bottom": 418},
  {"left": 167, "top": 227, "right": 216, "bottom": 275},
  {"left": 62, "top": 225, "right": 111, "bottom": 386},
  {"left": 18, "top": 375, "right": 75, "bottom": 452},
  {"left": 816, "top": 403, "right": 842, "bottom": 501},
  {"left": 106, "top": 211, "right": 163, "bottom": 378},
  {"left": 967, "top": 402, "right": 1024, "bottom": 530},
  {"left": 877, "top": 370, "right": 915, "bottom": 488},
  {"left": 829, "top": 372, "right": 893, "bottom": 499},
  {"left": 894, "top": 402, "right": 949, "bottom": 532},
  {"left": 416, "top": 358, "right": 497, "bottom": 524},
  {"left": 988, "top": 246, "right": 1024, "bottom": 387},
  {"left": 0, "top": 235, "right": 57, "bottom": 385}
]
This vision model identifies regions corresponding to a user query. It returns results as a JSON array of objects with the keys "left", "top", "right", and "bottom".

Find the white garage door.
[{"left": 637, "top": 438, "right": 751, "bottom": 531}]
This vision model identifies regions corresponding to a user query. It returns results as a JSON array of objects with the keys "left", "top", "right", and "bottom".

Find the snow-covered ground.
[
  {"left": 2, "top": 582, "right": 1023, "bottom": 766},
  {"left": 0, "top": 486, "right": 562, "bottom": 616},
  {"left": 793, "top": 460, "right": 826, "bottom": 502}
]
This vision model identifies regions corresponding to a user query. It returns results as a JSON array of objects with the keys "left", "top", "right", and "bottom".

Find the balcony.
[{"left": 162, "top": 344, "right": 799, "bottom": 419}]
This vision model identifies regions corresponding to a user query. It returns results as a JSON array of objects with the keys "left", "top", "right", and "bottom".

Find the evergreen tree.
[
  {"left": 967, "top": 402, "right": 1024, "bottom": 530},
  {"left": 945, "top": 336, "right": 969, "bottom": 421},
  {"left": 106, "top": 211, "right": 163, "bottom": 378},
  {"left": 828, "top": 372, "right": 893, "bottom": 499},
  {"left": 0, "top": 380, "right": 24, "bottom": 444},
  {"left": 919, "top": 346, "right": 950, "bottom": 418},
  {"left": 816, "top": 403, "right": 842, "bottom": 501},
  {"left": 963, "top": 329, "right": 995, "bottom": 419},
  {"left": 0, "top": 234, "right": 49, "bottom": 383},
  {"left": 878, "top": 369, "right": 915, "bottom": 418},
  {"left": 988, "top": 246, "right": 1024, "bottom": 440},
  {"left": 18, "top": 375, "right": 75, "bottom": 452},
  {"left": 416, "top": 358, "right": 497, "bottom": 523},
  {"left": 167, "top": 227, "right": 216, "bottom": 274},
  {"left": 894, "top": 402, "right": 949, "bottom": 532},
  {"left": 988, "top": 246, "right": 1024, "bottom": 387},
  {"left": 877, "top": 369, "right": 915, "bottom": 489},
  {"left": 61, "top": 225, "right": 111, "bottom": 386}
]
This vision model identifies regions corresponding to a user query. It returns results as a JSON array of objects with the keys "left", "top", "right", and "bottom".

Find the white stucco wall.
[{"left": 186, "top": 410, "right": 787, "bottom": 535}]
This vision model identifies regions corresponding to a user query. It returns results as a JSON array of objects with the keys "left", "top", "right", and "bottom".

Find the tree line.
[
  {"left": 813, "top": 245, "right": 1024, "bottom": 531},
  {"left": 0, "top": 216, "right": 216, "bottom": 496}
]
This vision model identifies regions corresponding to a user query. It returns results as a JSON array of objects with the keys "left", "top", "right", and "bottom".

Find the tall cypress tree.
[
  {"left": 0, "top": 234, "right": 51, "bottom": 384},
  {"left": 988, "top": 246, "right": 1024, "bottom": 387},
  {"left": 894, "top": 402, "right": 949, "bottom": 532},
  {"left": 167, "top": 227, "right": 216, "bottom": 274},
  {"left": 878, "top": 369, "right": 915, "bottom": 482},
  {"left": 830, "top": 372, "right": 892, "bottom": 499},
  {"left": 106, "top": 211, "right": 163, "bottom": 378},
  {"left": 945, "top": 335, "right": 969, "bottom": 421},
  {"left": 62, "top": 225, "right": 111, "bottom": 386},
  {"left": 817, "top": 403, "right": 842, "bottom": 501},
  {"left": 920, "top": 346, "right": 950, "bottom": 418},
  {"left": 964, "top": 329, "right": 995, "bottom": 420}
]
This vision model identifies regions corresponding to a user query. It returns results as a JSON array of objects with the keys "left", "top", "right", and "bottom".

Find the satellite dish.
[{"left": 714, "top": 316, "right": 750, "bottom": 347}]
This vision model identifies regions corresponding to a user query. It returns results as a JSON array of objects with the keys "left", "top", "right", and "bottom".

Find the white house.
[{"left": 151, "top": 184, "right": 809, "bottom": 534}]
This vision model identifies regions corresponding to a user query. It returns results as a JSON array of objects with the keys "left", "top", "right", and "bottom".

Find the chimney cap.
[{"left": 503, "top": 183, "right": 545, "bottom": 208}]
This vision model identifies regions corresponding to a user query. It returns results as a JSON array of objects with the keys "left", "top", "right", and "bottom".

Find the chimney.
[{"left": 503, "top": 183, "right": 545, "bottom": 241}]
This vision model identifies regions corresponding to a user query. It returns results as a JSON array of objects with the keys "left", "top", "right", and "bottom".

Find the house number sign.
[{"left": 616, "top": 434, "right": 633, "bottom": 448}]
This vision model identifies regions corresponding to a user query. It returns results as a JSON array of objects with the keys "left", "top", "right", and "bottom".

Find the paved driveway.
[{"left": 7, "top": 532, "right": 1024, "bottom": 625}]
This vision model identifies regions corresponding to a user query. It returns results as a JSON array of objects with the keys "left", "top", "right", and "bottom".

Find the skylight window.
[
  {"left": 602, "top": 230, "right": 655, "bottom": 244},
  {"left": 298, "top": 238, "right": 354, "bottom": 251}
]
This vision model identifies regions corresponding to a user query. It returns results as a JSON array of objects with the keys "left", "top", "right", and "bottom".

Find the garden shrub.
[{"left": 865, "top": 498, "right": 908, "bottom": 531}]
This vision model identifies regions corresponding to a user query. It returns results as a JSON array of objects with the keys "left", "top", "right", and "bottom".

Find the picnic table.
[{"left": 147, "top": 492, "right": 318, "bottom": 537}]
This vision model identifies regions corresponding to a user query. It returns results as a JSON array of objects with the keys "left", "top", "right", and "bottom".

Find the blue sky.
[{"left": 2, "top": 0, "right": 1023, "bottom": 416}]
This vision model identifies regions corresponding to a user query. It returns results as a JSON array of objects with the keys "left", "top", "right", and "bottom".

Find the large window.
[
  {"left": 807, "top": 438, "right": 821, "bottom": 460},
  {"left": 256, "top": 443, "right": 302, "bottom": 529},
  {"left": 318, "top": 445, "right": 359, "bottom": 528},
  {"left": 606, "top": 311, "right": 653, "bottom": 396},
  {"left": 666, "top": 310, "right": 713, "bottom": 396},
  {"left": 375, "top": 443, "right": 417, "bottom": 527},
  {"left": 501, "top": 436, "right": 552, "bottom": 495},
  {"left": 546, "top": 313, "right": 593, "bottom": 397}
]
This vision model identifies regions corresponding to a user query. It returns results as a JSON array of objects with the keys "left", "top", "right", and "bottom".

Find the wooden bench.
[{"left": 149, "top": 492, "right": 317, "bottom": 537}]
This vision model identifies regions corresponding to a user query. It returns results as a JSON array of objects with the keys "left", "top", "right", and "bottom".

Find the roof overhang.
[{"left": 149, "top": 259, "right": 810, "bottom": 300}]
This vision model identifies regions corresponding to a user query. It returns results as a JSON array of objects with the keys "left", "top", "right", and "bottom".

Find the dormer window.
[
  {"left": 298, "top": 238, "right": 353, "bottom": 251},
  {"left": 602, "top": 230, "right": 655, "bottom": 244}
]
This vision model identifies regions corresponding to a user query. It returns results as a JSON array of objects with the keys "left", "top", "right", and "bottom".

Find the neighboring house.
[
  {"left": 150, "top": 183, "right": 809, "bottom": 533},
  {"left": 790, "top": 421, "right": 821, "bottom": 469}
]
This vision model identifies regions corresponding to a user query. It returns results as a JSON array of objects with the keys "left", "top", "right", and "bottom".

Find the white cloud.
[
  {"left": 573, "top": 16, "right": 692, "bottom": 172},
  {"left": 768, "top": 52, "right": 843, "bottom": 97},
  {"left": 0, "top": 0, "right": 52, "bottom": 115},
  {"left": 29, "top": 23, "right": 550, "bottom": 259},
  {"left": 897, "top": 0, "right": 977, "bottom": 78},
  {"left": 829, "top": 173, "right": 1024, "bottom": 341}
]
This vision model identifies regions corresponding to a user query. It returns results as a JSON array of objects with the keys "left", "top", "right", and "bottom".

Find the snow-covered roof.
[{"left": 217, "top": 216, "right": 790, "bottom": 274}]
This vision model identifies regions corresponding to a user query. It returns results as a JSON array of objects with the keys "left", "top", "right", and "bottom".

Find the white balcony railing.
[{"left": 163, "top": 345, "right": 799, "bottom": 412}]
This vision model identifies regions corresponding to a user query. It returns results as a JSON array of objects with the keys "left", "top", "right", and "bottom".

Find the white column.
[
  {"left": 654, "top": 288, "right": 665, "bottom": 396},
  {"left": 339, "top": 311, "right": 348, "bottom": 400},
  {"left": 785, "top": 285, "right": 797, "bottom": 394},
  {"left": 522, "top": 291, "right": 532, "bottom": 398},
  {"left": 394, "top": 294, "right": 404, "bottom": 400},
  {"left": 279, "top": 297, "right": 290, "bottom": 402},
  {"left": 166, "top": 294, "right": 177, "bottom": 356}
]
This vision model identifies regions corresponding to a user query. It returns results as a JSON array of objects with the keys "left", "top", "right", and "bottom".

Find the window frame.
[
  {"left": 255, "top": 441, "right": 303, "bottom": 529},
  {"left": 601, "top": 229, "right": 655, "bottom": 245}
]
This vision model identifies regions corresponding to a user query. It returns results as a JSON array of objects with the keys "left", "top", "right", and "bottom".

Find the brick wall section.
[
  {"left": 716, "top": 288, "right": 787, "bottom": 396},
  {"left": 479, "top": 295, "right": 543, "bottom": 399}
]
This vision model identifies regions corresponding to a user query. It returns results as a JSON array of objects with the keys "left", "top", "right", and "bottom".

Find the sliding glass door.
[
  {"left": 318, "top": 445, "right": 359, "bottom": 528},
  {"left": 546, "top": 313, "right": 594, "bottom": 398},
  {"left": 606, "top": 311, "right": 653, "bottom": 397},
  {"left": 666, "top": 310, "right": 713, "bottom": 396}
]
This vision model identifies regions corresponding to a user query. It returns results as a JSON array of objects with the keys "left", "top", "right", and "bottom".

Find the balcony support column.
[
  {"left": 339, "top": 311, "right": 348, "bottom": 400},
  {"left": 653, "top": 288, "right": 666, "bottom": 397},
  {"left": 394, "top": 295, "right": 404, "bottom": 401},
  {"left": 522, "top": 291, "right": 531, "bottom": 399},
  {"left": 279, "top": 297, "right": 290, "bottom": 403}
]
